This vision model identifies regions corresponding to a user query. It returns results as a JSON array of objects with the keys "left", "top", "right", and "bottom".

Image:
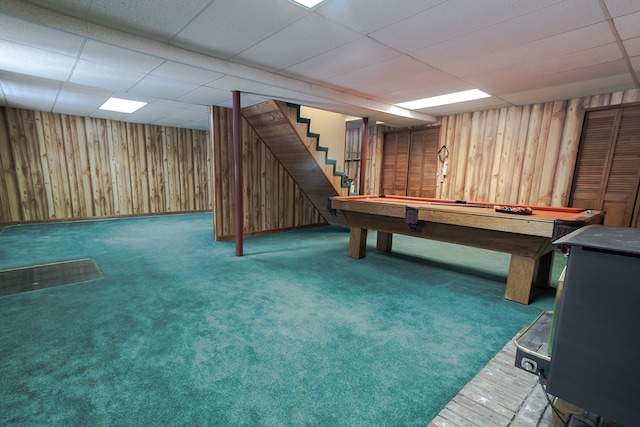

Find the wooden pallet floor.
[{"left": 429, "top": 339, "right": 556, "bottom": 427}]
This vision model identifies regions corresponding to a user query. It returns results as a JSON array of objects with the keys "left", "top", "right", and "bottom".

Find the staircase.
[{"left": 241, "top": 100, "right": 350, "bottom": 227}]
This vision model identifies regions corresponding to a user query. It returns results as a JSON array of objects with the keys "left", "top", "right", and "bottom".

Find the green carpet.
[{"left": 0, "top": 213, "right": 556, "bottom": 426}]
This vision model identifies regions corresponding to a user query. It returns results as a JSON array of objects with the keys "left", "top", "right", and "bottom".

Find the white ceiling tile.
[
  {"left": 501, "top": 73, "right": 634, "bottom": 105},
  {"left": 412, "top": 2, "right": 607, "bottom": 70},
  {"left": 128, "top": 75, "right": 198, "bottom": 99},
  {"left": 254, "top": 86, "right": 331, "bottom": 106},
  {"left": 126, "top": 103, "right": 178, "bottom": 121},
  {"left": 0, "top": 14, "right": 84, "bottom": 56},
  {"left": 471, "top": 57, "right": 629, "bottom": 96},
  {"left": 174, "top": 0, "right": 307, "bottom": 58},
  {"left": 431, "top": 22, "right": 617, "bottom": 77},
  {"left": 152, "top": 98, "right": 201, "bottom": 110},
  {"left": 55, "top": 83, "right": 111, "bottom": 107},
  {"left": 165, "top": 108, "right": 205, "bottom": 121},
  {"left": 70, "top": 59, "right": 145, "bottom": 91},
  {"left": 284, "top": 38, "right": 400, "bottom": 81},
  {"left": 86, "top": 0, "right": 211, "bottom": 40},
  {"left": 232, "top": 14, "right": 360, "bottom": 71},
  {"left": 26, "top": 0, "right": 92, "bottom": 19},
  {"left": 176, "top": 86, "right": 233, "bottom": 105},
  {"left": 151, "top": 62, "right": 224, "bottom": 85},
  {"left": 324, "top": 56, "right": 431, "bottom": 90},
  {"left": 206, "top": 76, "right": 270, "bottom": 93},
  {"left": 2, "top": 0, "right": 638, "bottom": 128},
  {"left": 614, "top": 11, "right": 640, "bottom": 41},
  {"left": 80, "top": 40, "right": 164, "bottom": 72},
  {"left": 369, "top": 0, "right": 562, "bottom": 53},
  {"left": 603, "top": 0, "right": 640, "bottom": 18},
  {"left": 623, "top": 37, "right": 640, "bottom": 56},
  {"left": 358, "top": 69, "right": 466, "bottom": 103},
  {"left": 0, "top": 40, "right": 76, "bottom": 80},
  {"left": 315, "top": 0, "right": 444, "bottom": 33},
  {"left": 1, "top": 77, "right": 58, "bottom": 106},
  {"left": 6, "top": 97, "right": 56, "bottom": 112}
]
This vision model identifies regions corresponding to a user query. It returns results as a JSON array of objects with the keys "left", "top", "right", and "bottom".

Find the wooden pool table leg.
[
  {"left": 505, "top": 255, "right": 537, "bottom": 304},
  {"left": 348, "top": 227, "right": 368, "bottom": 259},
  {"left": 376, "top": 231, "right": 393, "bottom": 252},
  {"left": 533, "top": 250, "right": 553, "bottom": 289}
]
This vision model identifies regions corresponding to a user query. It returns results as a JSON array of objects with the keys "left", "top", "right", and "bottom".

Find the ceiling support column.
[
  {"left": 232, "top": 90, "right": 243, "bottom": 256},
  {"left": 359, "top": 117, "right": 369, "bottom": 195}
]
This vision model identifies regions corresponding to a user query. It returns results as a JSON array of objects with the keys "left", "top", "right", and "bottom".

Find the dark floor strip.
[{"left": 0, "top": 258, "right": 103, "bottom": 297}]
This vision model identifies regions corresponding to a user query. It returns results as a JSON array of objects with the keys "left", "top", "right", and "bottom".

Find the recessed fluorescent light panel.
[
  {"left": 290, "top": 0, "right": 324, "bottom": 8},
  {"left": 99, "top": 97, "right": 147, "bottom": 113},
  {"left": 396, "top": 89, "right": 490, "bottom": 110}
]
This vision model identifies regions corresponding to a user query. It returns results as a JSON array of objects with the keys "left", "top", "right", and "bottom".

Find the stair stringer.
[
  {"left": 283, "top": 103, "right": 354, "bottom": 195},
  {"left": 241, "top": 100, "right": 348, "bottom": 227}
]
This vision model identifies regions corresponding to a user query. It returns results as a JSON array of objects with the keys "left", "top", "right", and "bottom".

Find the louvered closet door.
[
  {"left": 406, "top": 128, "right": 439, "bottom": 197},
  {"left": 381, "top": 128, "right": 440, "bottom": 197},
  {"left": 381, "top": 132, "right": 410, "bottom": 195},
  {"left": 570, "top": 106, "right": 640, "bottom": 227}
]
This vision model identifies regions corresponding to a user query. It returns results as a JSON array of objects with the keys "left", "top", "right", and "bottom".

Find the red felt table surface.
[{"left": 339, "top": 195, "right": 588, "bottom": 221}]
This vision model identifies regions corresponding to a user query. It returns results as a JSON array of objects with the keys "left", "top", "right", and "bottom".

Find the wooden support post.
[
  {"left": 348, "top": 227, "right": 368, "bottom": 259},
  {"left": 232, "top": 91, "right": 243, "bottom": 256},
  {"left": 533, "top": 250, "right": 554, "bottom": 289},
  {"left": 505, "top": 255, "right": 537, "bottom": 304},
  {"left": 376, "top": 231, "right": 393, "bottom": 252},
  {"left": 359, "top": 117, "right": 368, "bottom": 195}
]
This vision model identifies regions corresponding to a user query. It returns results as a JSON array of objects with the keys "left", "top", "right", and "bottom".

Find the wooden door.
[
  {"left": 381, "top": 132, "right": 410, "bottom": 195},
  {"left": 570, "top": 106, "right": 640, "bottom": 227},
  {"left": 406, "top": 128, "right": 439, "bottom": 197},
  {"left": 381, "top": 128, "right": 439, "bottom": 197}
]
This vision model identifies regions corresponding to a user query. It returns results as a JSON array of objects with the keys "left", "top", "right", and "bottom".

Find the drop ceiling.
[{"left": 0, "top": 0, "right": 639, "bottom": 129}]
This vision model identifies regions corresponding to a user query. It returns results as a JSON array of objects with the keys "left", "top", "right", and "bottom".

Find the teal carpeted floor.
[{"left": 0, "top": 213, "right": 557, "bottom": 426}]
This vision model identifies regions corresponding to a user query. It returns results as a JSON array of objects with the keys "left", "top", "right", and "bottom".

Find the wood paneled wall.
[
  {"left": 350, "top": 89, "right": 640, "bottom": 207},
  {"left": 5, "top": 88, "right": 639, "bottom": 225},
  {"left": 436, "top": 89, "right": 640, "bottom": 206},
  {"left": 210, "top": 106, "right": 325, "bottom": 241},
  {"left": 0, "top": 107, "right": 210, "bottom": 223}
]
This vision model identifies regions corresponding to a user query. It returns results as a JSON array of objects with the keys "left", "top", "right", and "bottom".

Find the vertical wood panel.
[
  {"left": 487, "top": 108, "right": 507, "bottom": 202},
  {"left": 209, "top": 106, "right": 325, "bottom": 241},
  {"left": 60, "top": 115, "right": 81, "bottom": 217},
  {"left": 35, "top": 111, "right": 56, "bottom": 218},
  {"left": 551, "top": 97, "right": 590, "bottom": 206},
  {"left": 0, "top": 106, "right": 211, "bottom": 223},
  {"left": 0, "top": 109, "right": 20, "bottom": 221},
  {"left": 361, "top": 88, "right": 640, "bottom": 209},
  {"left": 518, "top": 104, "right": 543, "bottom": 204},
  {"left": 476, "top": 109, "right": 498, "bottom": 202},
  {"left": 4, "top": 89, "right": 640, "bottom": 225},
  {"left": 535, "top": 100, "right": 566, "bottom": 205},
  {"left": 10, "top": 109, "right": 46, "bottom": 220},
  {"left": 72, "top": 115, "right": 94, "bottom": 217},
  {"left": 452, "top": 113, "right": 472, "bottom": 200},
  {"left": 527, "top": 103, "right": 554, "bottom": 205}
]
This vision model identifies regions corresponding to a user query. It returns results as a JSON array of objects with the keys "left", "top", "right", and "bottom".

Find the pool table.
[{"left": 329, "top": 195, "right": 604, "bottom": 304}]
